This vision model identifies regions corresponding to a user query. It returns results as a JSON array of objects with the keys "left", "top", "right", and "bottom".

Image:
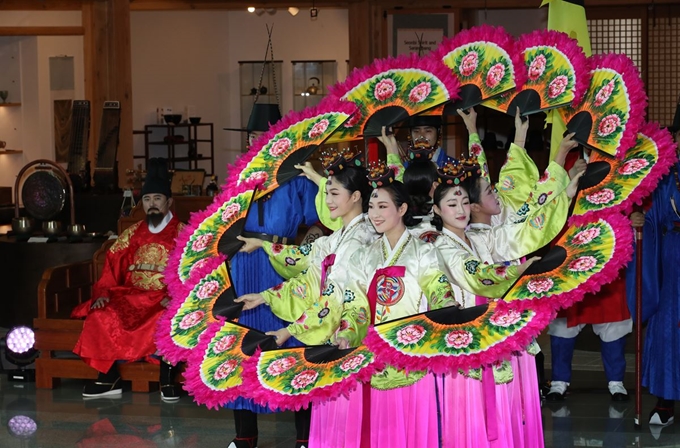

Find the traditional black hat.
[
  {"left": 223, "top": 103, "right": 283, "bottom": 133},
  {"left": 407, "top": 115, "right": 442, "bottom": 128},
  {"left": 142, "top": 157, "right": 172, "bottom": 197},
  {"left": 247, "top": 103, "right": 282, "bottom": 132}
]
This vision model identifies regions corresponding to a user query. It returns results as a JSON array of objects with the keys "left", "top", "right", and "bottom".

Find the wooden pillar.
[
  {"left": 82, "top": 0, "right": 133, "bottom": 188},
  {"left": 348, "top": 0, "right": 387, "bottom": 71}
]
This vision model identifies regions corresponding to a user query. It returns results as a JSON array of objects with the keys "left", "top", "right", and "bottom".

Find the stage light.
[
  {"left": 254, "top": 8, "right": 266, "bottom": 16},
  {"left": 266, "top": 8, "right": 277, "bottom": 15},
  {"left": 288, "top": 7, "right": 300, "bottom": 16},
  {"left": 6, "top": 326, "right": 35, "bottom": 357},
  {"left": 247, "top": 6, "right": 255, "bottom": 12},
  {"left": 2, "top": 326, "right": 38, "bottom": 382},
  {"left": 7, "top": 416, "right": 37, "bottom": 438}
]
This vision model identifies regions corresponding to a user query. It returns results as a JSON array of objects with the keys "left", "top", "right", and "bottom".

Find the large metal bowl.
[
  {"left": 11, "top": 217, "right": 34, "bottom": 235},
  {"left": 67, "top": 224, "right": 87, "bottom": 238},
  {"left": 42, "top": 220, "right": 62, "bottom": 236}
]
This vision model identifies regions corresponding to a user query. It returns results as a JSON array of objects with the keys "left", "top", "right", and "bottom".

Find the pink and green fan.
[
  {"left": 363, "top": 300, "right": 553, "bottom": 375},
  {"left": 502, "top": 213, "right": 634, "bottom": 313},
  {"left": 570, "top": 123, "right": 677, "bottom": 225},
  {"left": 158, "top": 262, "right": 245, "bottom": 364},
  {"left": 482, "top": 29, "right": 590, "bottom": 116},
  {"left": 183, "top": 320, "right": 277, "bottom": 410},
  {"left": 230, "top": 100, "right": 358, "bottom": 200},
  {"left": 431, "top": 24, "right": 527, "bottom": 112},
  {"left": 323, "top": 53, "right": 460, "bottom": 143},
  {"left": 560, "top": 54, "right": 647, "bottom": 158},
  {"left": 241, "top": 344, "right": 381, "bottom": 411}
]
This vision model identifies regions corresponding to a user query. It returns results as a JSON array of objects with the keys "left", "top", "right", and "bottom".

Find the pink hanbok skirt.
[
  {"left": 439, "top": 370, "right": 512, "bottom": 448},
  {"left": 309, "top": 374, "right": 440, "bottom": 448},
  {"left": 505, "top": 353, "right": 544, "bottom": 448}
]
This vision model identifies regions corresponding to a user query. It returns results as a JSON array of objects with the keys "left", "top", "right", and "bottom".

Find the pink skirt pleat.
[
  {"left": 507, "top": 353, "right": 544, "bottom": 448},
  {"left": 309, "top": 387, "right": 363, "bottom": 448},
  {"left": 370, "top": 374, "right": 440, "bottom": 448},
  {"left": 439, "top": 370, "right": 516, "bottom": 448}
]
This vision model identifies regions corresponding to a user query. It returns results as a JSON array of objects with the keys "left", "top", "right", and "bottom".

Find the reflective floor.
[{"left": 0, "top": 376, "right": 678, "bottom": 448}]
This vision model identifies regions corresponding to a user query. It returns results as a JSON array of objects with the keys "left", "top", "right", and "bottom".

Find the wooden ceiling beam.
[
  {"left": 0, "top": 0, "right": 676, "bottom": 12},
  {"left": 0, "top": 0, "right": 84, "bottom": 10},
  {"left": 128, "top": 0, "right": 350, "bottom": 11},
  {"left": 0, "top": 26, "right": 84, "bottom": 35}
]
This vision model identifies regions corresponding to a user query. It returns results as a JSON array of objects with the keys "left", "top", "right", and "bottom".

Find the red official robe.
[
  {"left": 72, "top": 216, "right": 184, "bottom": 373},
  {"left": 558, "top": 151, "right": 630, "bottom": 326}
]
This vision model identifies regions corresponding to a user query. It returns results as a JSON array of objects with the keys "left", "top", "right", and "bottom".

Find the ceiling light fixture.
[
  {"left": 254, "top": 8, "right": 266, "bottom": 16},
  {"left": 266, "top": 8, "right": 277, "bottom": 15},
  {"left": 288, "top": 7, "right": 300, "bottom": 16},
  {"left": 247, "top": 6, "right": 255, "bottom": 12}
]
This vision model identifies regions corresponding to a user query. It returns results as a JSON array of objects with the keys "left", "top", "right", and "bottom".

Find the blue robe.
[
  {"left": 228, "top": 176, "right": 319, "bottom": 412},
  {"left": 627, "top": 163, "right": 680, "bottom": 399}
]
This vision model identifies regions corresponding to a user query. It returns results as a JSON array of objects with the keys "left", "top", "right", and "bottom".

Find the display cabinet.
[
  {"left": 292, "top": 60, "right": 337, "bottom": 111},
  {"left": 140, "top": 123, "right": 214, "bottom": 175}
]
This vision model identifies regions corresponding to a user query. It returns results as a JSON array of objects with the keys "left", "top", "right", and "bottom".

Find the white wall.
[
  {"left": 472, "top": 8, "right": 547, "bottom": 37},
  {"left": 130, "top": 8, "right": 350, "bottom": 183},
  {"left": 0, "top": 11, "right": 83, "bottom": 193}
]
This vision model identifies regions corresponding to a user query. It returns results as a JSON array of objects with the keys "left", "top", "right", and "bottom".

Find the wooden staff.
[{"left": 634, "top": 209, "right": 643, "bottom": 428}]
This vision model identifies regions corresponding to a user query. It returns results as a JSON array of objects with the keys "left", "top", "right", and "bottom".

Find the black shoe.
[
  {"left": 159, "top": 361, "right": 180, "bottom": 402},
  {"left": 608, "top": 381, "right": 629, "bottom": 402},
  {"left": 649, "top": 407, "right": 675, "bottom": 426},
  {"left": 227, "top": 437, "right": 258, "bottom": 448},
  {"left": 160, "top": 384, "right": 180, "bottom": 402},
  {"left": 82, "top": 376, "right": 122, "bottom": 398},
  {"left": 546, "top": 381, "right": 568, "bottom": 402}
]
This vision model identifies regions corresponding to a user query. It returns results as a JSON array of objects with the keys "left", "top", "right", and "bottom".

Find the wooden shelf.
[
  {"left": 0, "top": 149, "right": 22, "bottom": 154},
  {"left": 0, "top": 103, "right": 21, "bottom": 107}
]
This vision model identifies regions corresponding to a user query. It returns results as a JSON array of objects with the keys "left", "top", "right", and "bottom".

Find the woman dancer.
[
  {"left": 235, "top": 149, "right": 376, "bottom": 347},
  {"left": 458, "top": 110, "right": 583, "bottom": 447}
]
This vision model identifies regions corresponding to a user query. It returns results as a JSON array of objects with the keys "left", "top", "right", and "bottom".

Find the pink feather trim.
[
  {"left": 155, "top": 255, "right": 227, "bottom": 364},
  {"left": 181, "top": 320, "right": 248, "bottom": 410},
  {"left": 164, "top": 178, "right": 259, "bottom": 292},
  {"left": 363, "top": 300, "right": 554, "bottom": 375},
  {"left": 224, "top": 99, "right": 358, "bottom": 189},
  {"left": 241, "top": 347, "right": 382, "bottom": 412},
  {"left": 432, "top": 24, "right": 528, "bottom": 91},
  {"left": 517, "top": 29, "right": 591, "bottom": 106},
  {"left": 589, "top": 54, "right": 648, "bottom": 159},
  {"left": 537, "top": 212, "right": 635, "bottom": 313},
  {"left": 328, "top": 53, "right": 461, "bottom": 103},
  {"left": 569, "top": 123, "right": 678, "bottom": 226}
]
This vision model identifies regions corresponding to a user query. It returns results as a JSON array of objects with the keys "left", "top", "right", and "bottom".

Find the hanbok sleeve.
[
  {"left": 387, "top": 153, "right": 406, "bottom": 182},
  {"left": 488, "top": 162, "right": 571, "bottom": 261},
  {"left": 298, "top": 177, "right": 322, "bottom": 227},
  {"left": 71, "top": 228, "right": 134, "bottom": 318},
  {"left": 261, "top": 239, "right": 317, "bottom": 279},
  {"left": 314, "top": 177, "right": 342, "bottom": 232},
  {"left": 435, "top": 239, "right": 521, "bottom": 298},
  {"left": 626, "top": 178, "right": 665, "bottom": 322},
  {"left": 497, "top": 142, "right": 541, "bottom": 214},
  {"left": 417, "top": 244, "right": 458, "bottom": 310},
  {"left": 260, "top": 252, "right": 325, "bottom": 323},
  {"left": 283, "top": 273, "right": 344, "bottom": 345},
  {"left": 334, "top": 250, "right": 371, "bottom": 347}
]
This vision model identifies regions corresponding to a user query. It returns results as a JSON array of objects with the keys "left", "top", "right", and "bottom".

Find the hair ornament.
[
  {"left": 319, "top": 146, "right": 364, "bottom": 176},
  {"left": 367, "top": 161, "right": 396, "bottom": 188},
  {"left": 437, "top": 157, "right": 480, "bottom": 185}
]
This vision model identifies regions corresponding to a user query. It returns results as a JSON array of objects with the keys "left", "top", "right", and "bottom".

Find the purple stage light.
[{"left": 6, "top": 326, "right": 35, "bottom": 354}]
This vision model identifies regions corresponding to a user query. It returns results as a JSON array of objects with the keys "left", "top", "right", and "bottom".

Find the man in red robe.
[
  {"left": 72, "top": 158, "right": 184, "bottom": 401},
  {"left": 546, "top": 148, "right": 632, "bottom": 402}
]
